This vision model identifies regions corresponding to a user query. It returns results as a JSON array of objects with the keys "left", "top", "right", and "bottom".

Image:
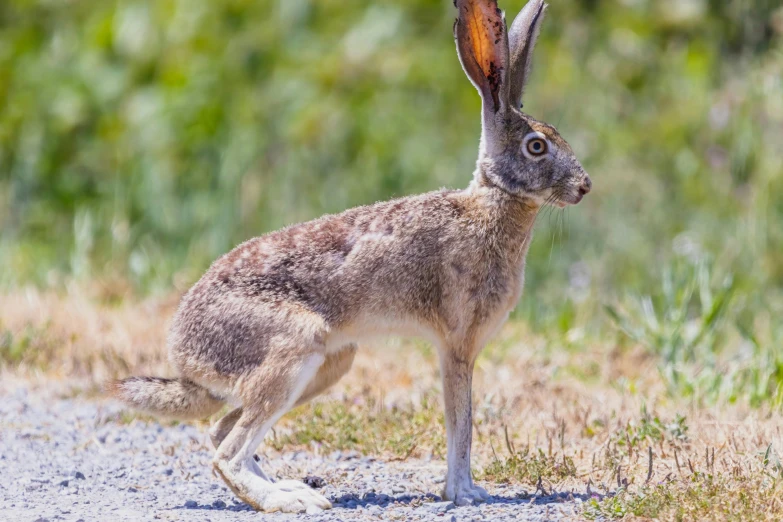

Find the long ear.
[
  {"left": 454, "top": 0, "right": 509, "bottom": 114},
  {"left": 508, "top": 0, "right": 547, "bottom": 109}
]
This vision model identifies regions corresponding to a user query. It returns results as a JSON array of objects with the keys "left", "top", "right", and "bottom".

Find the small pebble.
[
  {"left": 303, "top": 475, "right": 327, "bottom": 488},
  {"left": 424, "top": 501, "right": 456, "bottom": 513}
]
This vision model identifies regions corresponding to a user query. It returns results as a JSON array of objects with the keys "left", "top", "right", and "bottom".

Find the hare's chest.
[
  {"left": 492, "top": 257, "right": 527, "bottom": 315},
  {"left": 466, "top": 255, "right": 527, "bottom": 316},
  {"left": 467, "top": 261, "right": 526, "bottom": 348},
  {"left": 506, "top": 260, "right": 527, "bottom": 305}
]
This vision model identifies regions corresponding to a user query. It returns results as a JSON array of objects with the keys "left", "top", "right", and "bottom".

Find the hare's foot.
[
  {"left": 214, "top": 459, "right": 331, "bottom": 513},
  {"left": 213, "top": 458, "right": 272, "bottom": 511},
  {"left": 444, "top": 479, "right": 490, "bottom": 506},
  {"left": 211, "top": 351, "right": 330, "bottom": 512},
  {"left": 262, "top": 485, "right": 332, "bottom": 514}
]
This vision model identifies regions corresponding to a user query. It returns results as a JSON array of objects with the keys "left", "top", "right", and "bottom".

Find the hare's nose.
[{"left": 578, "top": 175, "right": 592, "bottom": 196}]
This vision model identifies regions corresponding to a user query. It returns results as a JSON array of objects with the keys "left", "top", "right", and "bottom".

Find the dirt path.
[{"left": 1, "top": 381, "right": 585, "bottom": 521}]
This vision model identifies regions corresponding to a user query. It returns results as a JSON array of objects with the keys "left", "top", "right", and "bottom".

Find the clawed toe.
[{"left": 447, "top": 483, "right": 490, "bottom": 506}]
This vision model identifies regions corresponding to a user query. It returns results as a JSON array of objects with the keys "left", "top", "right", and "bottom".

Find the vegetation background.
[
  {"left": 1, "top": 0, "right": 783, "bottom": 420},
  {"left": 2, "top": 0, "right": 782, "bottom": 407},
  {"left": 2, "top": 1, "right": 783, "bottom": 519}
]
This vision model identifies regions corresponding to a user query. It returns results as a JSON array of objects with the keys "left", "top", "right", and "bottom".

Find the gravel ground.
[{"left": 1, "top": 382, "right": 586, "bottom": 521}]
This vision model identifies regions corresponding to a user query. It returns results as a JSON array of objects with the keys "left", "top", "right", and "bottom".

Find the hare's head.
[{"left": 456, "top": 0, "right": 591, "bottom": 207}]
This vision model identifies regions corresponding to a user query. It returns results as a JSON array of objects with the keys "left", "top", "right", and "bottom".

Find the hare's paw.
[
  {"left": 262, "top": 486, "right": 332, "bottom": 514},
  {"left": 444, "top": 481, "right": 490, "bottom": 506}
]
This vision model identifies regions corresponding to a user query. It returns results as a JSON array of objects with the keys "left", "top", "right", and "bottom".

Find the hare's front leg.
[{"left": 438, "top": 351, "right": 490, "bottom": 505}]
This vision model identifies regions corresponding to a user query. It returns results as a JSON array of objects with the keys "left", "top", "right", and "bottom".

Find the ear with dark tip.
[
  {"left": 454, "top": 0, "right": 510, "bottom": 114},
  {"left": 508, "top": 0, "right": 547, "bottom": 109}
]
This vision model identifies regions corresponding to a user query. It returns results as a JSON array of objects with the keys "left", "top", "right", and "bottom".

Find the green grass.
[
  {"left": 482, "top": 408, "right": 689, "bottom": 490},
  {"left": 0, "top": 320, "right": 54, "bottom": 367},
  {"left": 606, "top": 260, "right": 783, "bottom": 409},
  {"left": 608, "top": 407, "right": 689, "bottom": 453},
  {"left": 482, "top": 446, "right": 577, "bottom": 487},
  {"left": 583, "top": 415, "right": 783, "bottom": 520},
  {"left": 584, "top": 473, "right": 783, "bottom": 521},
  {"left": 273, "top": 392, "right": 446, "bottom": 460}
]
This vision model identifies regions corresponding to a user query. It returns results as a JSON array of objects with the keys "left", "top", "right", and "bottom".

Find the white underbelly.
[{"left": 324, "top": 315, "right": 441, "bottom": 353}]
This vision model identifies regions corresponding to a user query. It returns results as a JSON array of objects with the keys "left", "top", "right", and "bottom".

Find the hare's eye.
[{"left": 526, "top": 138, "right": 547, "bottom": 156}]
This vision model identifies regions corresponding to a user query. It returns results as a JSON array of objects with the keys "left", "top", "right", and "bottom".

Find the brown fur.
[
  {"left": 108, "top": 376, "right": 223, "bottom": 419},
  {"left": 109, "top": 0, "right": 591, "bottom": 513}
]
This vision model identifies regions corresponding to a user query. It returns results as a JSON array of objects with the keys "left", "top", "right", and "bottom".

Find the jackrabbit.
[{"left": 110, "top": 0, "right": 591, "bottom": 513}]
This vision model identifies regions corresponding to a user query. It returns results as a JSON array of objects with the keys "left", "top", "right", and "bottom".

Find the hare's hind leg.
[
  {"left": 210, "top": 344, "right": 357, "bottom": 449},
  {"left": 210, "top": 344, "right": 356, "bottom": 500},
  {"left": 210, "top": 408, "right": 271, "bottom": 481},
  {"left": 213, "top": 351, "right": 331, "bottom": 513},
  {"left": 295, "top": 343, "right": 357, "bottom": 407},
  {"left": 210, "top": 408, "right": 242, "bottom": 449}
]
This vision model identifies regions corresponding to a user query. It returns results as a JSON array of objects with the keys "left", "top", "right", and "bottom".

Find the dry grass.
[
  {"left": 0, "top": 286, "right": 180, "bottom": 382},
  {"left": 2, "top": 287, "right": 782, "bottom": 520}
]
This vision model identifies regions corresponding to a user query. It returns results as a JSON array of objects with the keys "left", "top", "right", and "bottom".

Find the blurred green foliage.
[{"left": 0, "top": 1, "right": 782, "bottom": 402}]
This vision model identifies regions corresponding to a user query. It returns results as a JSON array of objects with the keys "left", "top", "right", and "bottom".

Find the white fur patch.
[{"left": 324, "top": 316, "right": 441, "bottom": 355}]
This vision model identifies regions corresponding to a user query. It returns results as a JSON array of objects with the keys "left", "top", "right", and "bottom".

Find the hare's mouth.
[
  {"left": 552, "top": 177, "right": 591, "bottom": 207},
  {"left": 553, "top": 192, "right": 584, "bottom": 207}
]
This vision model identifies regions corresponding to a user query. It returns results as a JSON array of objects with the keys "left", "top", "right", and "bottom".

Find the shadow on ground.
[{"left": 176, "top": 489, "right": 590, "bottom": 512}]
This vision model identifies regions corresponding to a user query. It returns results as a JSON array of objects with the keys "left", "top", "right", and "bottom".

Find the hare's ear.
[
  {"left": 508, "top": 0, "right": 547, "bottom": 109},
  {"left": 454, "top": 0, "right": 510, "bottom": 115}
]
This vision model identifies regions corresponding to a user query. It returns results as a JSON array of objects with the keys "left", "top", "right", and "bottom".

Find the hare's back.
[{"left": 190, "top": 190, "right": 464, "bottom": 324}]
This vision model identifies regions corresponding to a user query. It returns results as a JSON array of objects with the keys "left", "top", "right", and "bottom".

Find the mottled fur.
[
  {"left": 107, "top": 376, "right": 223, "bottom": 419},
  {"left": 109, "top": 0, "right": 591, "bottom": 513}
]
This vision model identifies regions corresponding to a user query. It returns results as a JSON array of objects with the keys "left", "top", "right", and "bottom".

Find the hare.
[{"left": 110, "top": 0, "right": 591, "bottom": 513}]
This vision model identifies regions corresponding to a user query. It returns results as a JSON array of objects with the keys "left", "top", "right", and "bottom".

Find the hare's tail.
[{"left": 108, "top": 376, "right": 224, "bottom": 419}]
